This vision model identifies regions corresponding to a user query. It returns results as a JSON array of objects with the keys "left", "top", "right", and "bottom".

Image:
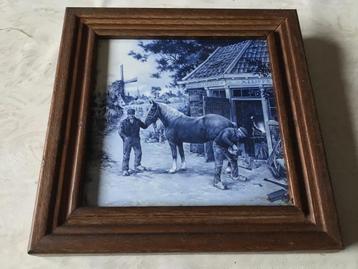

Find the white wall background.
[{"left": 0, "top": 0, "right": 357, "bottom": 268}]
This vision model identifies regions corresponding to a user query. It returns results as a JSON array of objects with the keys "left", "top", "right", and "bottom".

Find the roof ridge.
[
  {"left": 224, "top": 40, "right": 252, "bottom": 74},
  {"left": 180, "top": 46, "right": 220, "bottom": 81}
]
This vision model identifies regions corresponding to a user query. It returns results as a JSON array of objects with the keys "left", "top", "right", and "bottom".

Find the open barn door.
[{"left": 203, "top": 97, "right": 231, "bottom": 162}]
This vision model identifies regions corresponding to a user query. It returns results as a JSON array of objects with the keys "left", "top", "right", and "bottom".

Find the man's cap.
[{"left": 127, "top": 108, "right": 135, "bottom": 115}]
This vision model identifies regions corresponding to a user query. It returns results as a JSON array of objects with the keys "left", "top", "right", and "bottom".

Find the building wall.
[
  {"left": 188, "top": 88, "right": 207, "bottom": 117},
  {"left": 186, "top": 84, "right": 276, "bottom": 157},
  {"left": 188, "top": 88, "right": 207, "bottom": 154}
]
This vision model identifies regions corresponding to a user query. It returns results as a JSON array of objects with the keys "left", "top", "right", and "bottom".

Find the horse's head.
[{"left": 145, "top": 100, "right": 160, "bottom": 126}]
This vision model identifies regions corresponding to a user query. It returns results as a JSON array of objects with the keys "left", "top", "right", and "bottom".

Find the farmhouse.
[{"left": 178, "top": 40, "right": 280, "bottom": 160}]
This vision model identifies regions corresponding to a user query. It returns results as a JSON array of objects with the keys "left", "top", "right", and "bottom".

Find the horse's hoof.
[
  {"left": 233, "top": 175, "right": 248, "bottom": 181},
  {"left": 214, "top": 182, "right": 227, "bottom": 190},
  {"left": 168, "top": 169, "right": 176, "bottom": 174},
  {"left": 180, "top": 162, "right": 187, "bottom": 170}
]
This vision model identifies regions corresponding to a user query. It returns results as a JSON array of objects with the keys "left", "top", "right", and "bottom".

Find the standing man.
[
  {"left": 242, "top": 115, "right": 263, "bottom": 157},
  {"left": 212, "top": 127, "right": 248, "bottom": 190},
  {"left": 119, "top": 108, "right": 149, "bottom": 176}
]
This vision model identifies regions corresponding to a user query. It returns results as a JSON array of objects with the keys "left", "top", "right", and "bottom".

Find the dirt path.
[{"left": 84, "top": 131, "right": 288, "bottom": 206}]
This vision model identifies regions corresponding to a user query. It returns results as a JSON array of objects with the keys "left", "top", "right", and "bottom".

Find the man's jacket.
[
  {"left": 214, "top": 128, "right": 244, "bottom": 148},
  {"left": 119, "top": 117, "right": 147, "bottom": 139}
]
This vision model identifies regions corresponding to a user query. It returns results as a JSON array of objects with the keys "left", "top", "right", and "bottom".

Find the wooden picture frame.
[{"left": 28, "top": 8, "right": 342, "bottom": 253}]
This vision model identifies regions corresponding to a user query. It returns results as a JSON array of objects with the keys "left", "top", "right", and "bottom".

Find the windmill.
[{"left": 119, "top": 64, "right": 138, "bottom": 98}]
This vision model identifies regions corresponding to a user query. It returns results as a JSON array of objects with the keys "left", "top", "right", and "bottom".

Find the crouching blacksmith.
[
  {"left": 213, "top": 127, "right": 248, "bottom": 190},
  {"left": 119, "top": 108, "right": 149, "bottom": 176}
]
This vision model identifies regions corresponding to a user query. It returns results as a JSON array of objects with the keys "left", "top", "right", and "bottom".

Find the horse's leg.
[
  {"left": 177, "top": 142, "right": 186, "bottom": 170},
  {"left": 168, "top": 141, "right": 178, "bottom": 173}
]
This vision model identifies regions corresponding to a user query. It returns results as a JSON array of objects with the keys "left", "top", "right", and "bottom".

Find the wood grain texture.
[{"left": 28, "top": 8, "right": 342, "bottom": 253}]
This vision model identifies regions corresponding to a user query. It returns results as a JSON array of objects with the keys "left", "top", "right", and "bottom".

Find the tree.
[
  {"left": 128, "top": 39, "right": 239, "bottom": 86},
  {"left": 151, "top": 86, "right": 161, "bottom": 98},
  {"left": 91, "top": 80, "right": 126, "bottom": 134}
]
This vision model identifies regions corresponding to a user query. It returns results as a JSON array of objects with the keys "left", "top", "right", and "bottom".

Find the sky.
[{"left": 95, "top": 39, "right": 173, "bottom": 96}]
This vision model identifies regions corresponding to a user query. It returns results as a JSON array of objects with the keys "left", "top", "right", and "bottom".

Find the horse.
[{"left": 145, "top": 100, "right": 236, "bottom": 173}]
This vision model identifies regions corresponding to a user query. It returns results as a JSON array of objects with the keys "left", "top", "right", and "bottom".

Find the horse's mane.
[{"left": 157, "top": 102, "right": 186, "bottom": 122}]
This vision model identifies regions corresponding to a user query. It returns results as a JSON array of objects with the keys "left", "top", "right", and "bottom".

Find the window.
[
  {"left": 232, "top": 87, "right": 260, "bottom": 98},
  {"left": 232, "top": 89, "right": 242, "bottom": 97},
  {"left": 212, "top": 89, "right": 226, "bottom": 98}
]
